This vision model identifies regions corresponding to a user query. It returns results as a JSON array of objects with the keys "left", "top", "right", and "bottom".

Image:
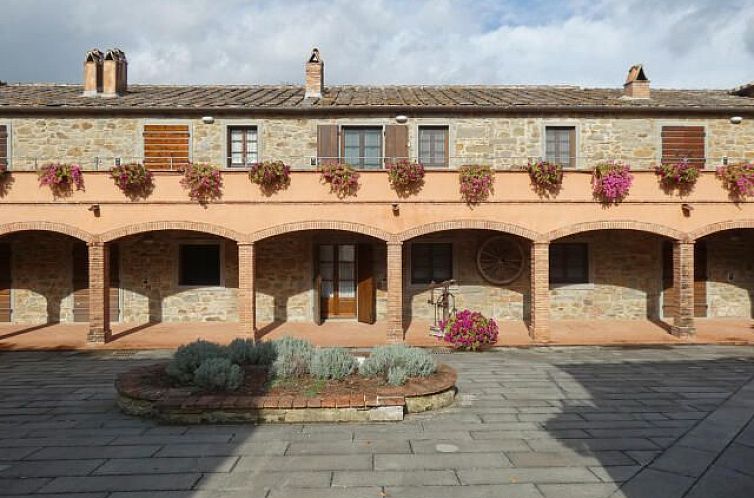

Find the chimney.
[
  {"left": 103, "top": 48, "right": 128, "bottom": 97},
  {"left": 83, "top": 49, "right": 103, "bottom": 96},
  {"left": 624, "top": 64, "right": 650, "bottom": 99},
  {"left": 305, "top": 48, "right": 324, "bottom": 99}
]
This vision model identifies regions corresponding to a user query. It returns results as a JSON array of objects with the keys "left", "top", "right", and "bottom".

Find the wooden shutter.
[
  {"left": 313, "top": 260, "right": 322, "bottom": 325},
  {"left": 109, "top": 244, "right": 120, "bottom": 322},
  {"left": 143, "top": 124, "right": 190, "bottom": 170},
  {"left": 662, "top": 126, "right": 705, "bottom": 168},
  {"left": 357, "top": 244, "right": 375, "bottom": 324},
  {"left": 317, "top": 125, "right": 339, "bottom": 166},
  {"left": 0, "top": 125, "right": 8, "bottom": 170},
  {"left": 0, "top": 244, "right": 11, "bottom": 322},
  {"left": 384, "top": 125, "right": 409, "bottom": 164},
  {"left": 72, "top": 242, "right": 89, "bottom": 322}
]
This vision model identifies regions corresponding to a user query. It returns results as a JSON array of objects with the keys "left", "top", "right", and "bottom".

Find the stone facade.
[{"left": 706, "top": 231, "right": 754, "bottom": 318}]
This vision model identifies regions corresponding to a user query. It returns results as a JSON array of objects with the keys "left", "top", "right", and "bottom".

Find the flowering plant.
[
  {"left": 591, "top": 160, "right": 633, "bottom": 204},
  {"left": 249, "top": 160, "right": 291, "bottom": 195},
  {"left": 654, "top": 159, "right": 699, "bottom": 194},
  {"left": 459, "top": 164, "right": 494, "bottom": 204},
  {"left": 0, "top": 162, "right": 11, "bottom": 196},
  {"left": 526, "top": 160, "right": 563, "bottom": 196},
  {"left": 320, "top": 163, "right": 360, "bottom": 198},
  {"left": 109, "top": 162, "right": 154, "bottom": 199},
  {"left": 440, "top": 309, "right": 499, "bottom": 351},
  {"left": 386, "top": 159, "right": 425, "bottom": 196},
  {"left": 716, "top": 162, "right": 754, "bottom": 199},
  {"left": 38, "top": 162, "right": 84, "bottom": 197},
  {"left": 180, "top": 162, "right": 223, "bottom": 204}
]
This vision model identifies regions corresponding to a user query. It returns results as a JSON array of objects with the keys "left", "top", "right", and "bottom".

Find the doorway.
[{"left": 316, "top": 243, "right": 375, "bottom": 323}]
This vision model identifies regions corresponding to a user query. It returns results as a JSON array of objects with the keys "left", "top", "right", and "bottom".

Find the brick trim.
[
  {"left": 251, "top": 221, "right": 392, "bottom": 242},
  {"left": 689, "top": 220, "right": 754, "bottom": 240},
  {"left": 546, "top": 221, "right": 684, "bottom": 241},
  {"left": 0, "top": 222, "right": 94, "bottom": 242},
  {"left": 398, "top": 220, "right": 540, "bottom": 242},
  {"left": 99, "top": 221, "right": 245, "bottom": 243}
]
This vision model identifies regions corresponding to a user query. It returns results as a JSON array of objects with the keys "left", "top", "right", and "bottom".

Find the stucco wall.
[{"left": 706, "top": 231, "right": 754, "bottom": 318}]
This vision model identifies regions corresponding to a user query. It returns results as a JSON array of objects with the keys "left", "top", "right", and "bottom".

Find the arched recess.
[
  {"left": 689, "top": 220, "right": 754, "bottom": 241},
  {"left": 398, "top": 220, "right": 540, "bottom": 242},
  {"left": 0, "top": 222, "right": 94, "bottom": 243},
  {"left": 546, "top": 220, "right": 684, "bottom": 242},
  {"left": 99, "top": 221, "right": 245, "bottom": 243},
  {"left": 251, "top": 220, "right": 392, "bottom": 243}
]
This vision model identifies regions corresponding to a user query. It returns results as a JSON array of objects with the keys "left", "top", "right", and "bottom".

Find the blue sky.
[{"left": 1, "top": 0, "right": 753, "bottom": 88}]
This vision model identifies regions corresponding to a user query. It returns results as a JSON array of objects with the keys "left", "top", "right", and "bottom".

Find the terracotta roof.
[{"left": 1, "top": 83, "right": 753, "bottom": 113}]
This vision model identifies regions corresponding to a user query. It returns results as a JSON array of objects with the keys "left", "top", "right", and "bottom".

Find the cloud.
[{"left": 0, "top": 0, "right": 752, "bottom": 88}]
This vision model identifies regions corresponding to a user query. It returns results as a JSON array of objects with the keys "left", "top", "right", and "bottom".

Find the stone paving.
[{"left": 1, "top": 346, "right": 753, "bottom": 497}]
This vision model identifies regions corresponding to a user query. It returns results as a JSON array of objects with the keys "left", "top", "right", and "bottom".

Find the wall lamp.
[
  {"left": 681, "top": 203, "right": 693, "bottom": 217},
  {"left": 730, "top": 116, "right": 743, "bottom": 125},
  {"left": 202, "top": 116, "right": 215, "bottom": 124},
  {"left": 394, "top": 115, "right": 408, "bottom": 124},
  {"left": 88, "top": 204, "right": 101, "bottom": 217},
  {"left": 391, "top": 202, "right": 400, "bottom": 215}
]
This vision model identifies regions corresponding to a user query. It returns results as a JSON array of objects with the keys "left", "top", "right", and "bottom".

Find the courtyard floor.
[{"left": 1, "top": 346, "right": 754, "bottom": 497}]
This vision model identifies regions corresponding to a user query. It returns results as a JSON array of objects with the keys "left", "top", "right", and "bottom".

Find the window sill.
[{"left": 550, "top": 283, "right": 594, "bottom": 290}]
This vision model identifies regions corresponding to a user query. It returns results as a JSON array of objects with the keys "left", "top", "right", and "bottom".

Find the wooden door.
[
  {"left": 662, "top": 241, "right": 707, "bottom": 318},
  {"left": 318, "top": 244, "right": 357, "bottom": 319},
  {"left": 109, "top": 244, "right": 120, "bottom": 322},
  {"left": 357, "top": 244, "right": 375, "bottom": 324},
  {"left": 72, "top": 243, "right": 89, "bottom": 322},
  {"left": 0, "top": 244, "right": 11, "bottom": 322}
]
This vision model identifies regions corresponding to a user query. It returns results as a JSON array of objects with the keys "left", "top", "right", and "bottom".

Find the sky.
[{"left": 1, "top": 0, "right": 753, "bottom": 89}]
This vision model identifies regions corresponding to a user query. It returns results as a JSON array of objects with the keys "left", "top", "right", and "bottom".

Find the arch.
[
  {"left": 398, "top": 220, "right": 540, "bottom": 242},
  {"left": 546, "top": 220, "right": 684, "bottom": 241},
  {"left": 0, "top": 222, "right": 94, "bottom": 243},
  {"left": 690, "top": 220, "right": 754, "bottom": 240},
  {"left": 250, "top": 221, "right": 392, "bottom": 242},
  {"left": 100, "top": 221, "right": 245, "bottom": 243}
]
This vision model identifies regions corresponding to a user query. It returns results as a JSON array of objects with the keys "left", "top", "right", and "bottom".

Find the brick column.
[
  {"left": 238, "top": 242, "right": 257, "bottom": 340},
  {"left": 529, "top": 241, "right": 550, "bottom": 341},
  {"left": 386, "top": 241, "right": 404, "bottom": 342},
  {"left": 87, "top": 242, "right": 111, "bottom": 343},
  {"left": 671, "top": 240, "right": 695, "bottom": 337}
]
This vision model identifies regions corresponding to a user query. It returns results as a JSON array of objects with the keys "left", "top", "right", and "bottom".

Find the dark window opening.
[
  {"left": 418, "top": 126, "right": 449, "bottom": 168},
  {"left": 549, "top": 243, "right": 589, "bottom": 284},
  {"left": 411, "top": 243, "right": 453, "bottom": 284},
  {"left": 179, "top": 244, "right": 221, "bottom": 286}
]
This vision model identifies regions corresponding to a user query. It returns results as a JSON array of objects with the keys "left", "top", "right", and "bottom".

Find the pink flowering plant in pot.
[
  {"left": 654, "top": 159, "right": 700, "bottom": 195},
  {"left": 180, "top": 162, "right": 223, "bottom": 205},
  {"left": 526, "top": 160, "right": 563, "bottom": 197},
  {"left": 459, "top": 164, "right": 494, "bottom": 204},
  {"left": 38, "top": 162, "right": 84, "bottom": 197},
  {"left": 320, "top": 163, "right": 360, "bottom": 198},
  {"left": 0, "top": 162, "right": 12, "bottom": 197},
  {"left": 109, "top": 162, "right": 154, "bottom": 200},
  {"left": 440, "top": 309, "right": 499, "bottom": 351},
  {"left": 387, "top": 159, "right": 425, "bottom": 197},
  {"left": 591, "top": 160, "right": 633, "bottom": 204},
  {"left": 716, "top": 162, "right": 754, "bottom": 200},
  {"left": 249, "top": 160, "right": 291, "bottom": 195}
]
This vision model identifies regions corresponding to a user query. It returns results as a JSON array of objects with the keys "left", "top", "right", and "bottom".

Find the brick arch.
[
  {"left": 0, "top": 222, "right": 94, "bottom": 243},
  {"left": 546, "top": 221, "right": 684, "bottom": 241},
  {"left": 398, "top": 220, "right": 540, "bottom": 242},
  {"left": 100, "top": 221, "right": 245, "bottom": 243},
  {"left": 250, "top": 221, "right": 392, "bottom": 242},
  {"left": 690, "top": 220, "right": 754, "bottom": 240}
]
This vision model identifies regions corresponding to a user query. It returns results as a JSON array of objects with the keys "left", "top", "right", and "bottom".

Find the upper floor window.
[
  {"left": 0, "top": 125, "right": 8, "bottom": 170},
  {"left": 143, "top": 124, "right": 190, "bottom": 170},
  {"left": 549, "top": 243, "right": 589, "bottom": 284},
  {"left": 418, "top": 126, "right": 449, "bottom": 168},
  {"left": 342, "top": 127, "right": 382, "bottom": 169},
  {"left": 411, "top": 243, "right": 453, "bottom": 285},
  {"left": 545, "top": 126, "right": 576, "bottom": 168},
  {"left": 179, "top": 243, "right": 221, "bottom": 286},
  {"left": 661, "top": 126, "right": 705, "bottom": 168},
  {"left": 227, "top": 126, "right": 258, "bottom": 168}
]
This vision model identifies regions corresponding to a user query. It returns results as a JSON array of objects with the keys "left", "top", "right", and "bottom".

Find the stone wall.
[{"left": 706, "top": 231, "right": 754, "bottom": 318}]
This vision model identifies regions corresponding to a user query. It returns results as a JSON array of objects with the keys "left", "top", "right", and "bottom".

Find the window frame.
[
  {"left": 409, "top": 242, "right": 455, "bottom": 285},
  {"left": 177, "top": 240, "right": 224, "bottom": 288},
  {"left": 544, "top": 125, "right": 577, "bottom": 169},
  {"left": 226, "top": 125, "right": 260, "bottom": 169},
  {"left": 340, "top": 126, "right": 384, "bottom": 170},
  {"left": 0, "top": 123, "right": 10, "bottom": 171},
  {"left": 418, "top": 125, "right": 449, "bottom": 168},
  {"left": 549, "top": 242, "right": 590, "bottom": 285}
]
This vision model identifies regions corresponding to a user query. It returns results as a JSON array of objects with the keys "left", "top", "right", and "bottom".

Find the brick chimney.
[
  {"left": 305, "top": 48, "right": 324, "bottom": 99},
  {"left": 103, "top": 49, "right": 128, "bottom": 97},
  {"left": 624, "top": 64, "right": 650, "bottom": 99},
  {"left": 83, "top": 49, "right": 103, "bottom": 96}
]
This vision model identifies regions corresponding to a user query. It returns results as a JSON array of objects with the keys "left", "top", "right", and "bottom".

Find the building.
[{"left": 0, "top": 48, "right": 753, "bottom": 346}]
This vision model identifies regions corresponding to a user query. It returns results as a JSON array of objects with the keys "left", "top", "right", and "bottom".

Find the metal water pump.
[{"left": 427, "top": 279, "right": 456, "bottom": 337}]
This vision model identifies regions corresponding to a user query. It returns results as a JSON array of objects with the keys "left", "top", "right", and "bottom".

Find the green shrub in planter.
[
  {"left": 227, "top": 338, "right": 277, "bottom": 366},
  {"left": 193, "top": 357, "right": 243, "bottom": 392},
  {"left": 271, "top": 336, "right": 314, "bottom": 379},
  {"left": 387, "top": 365, "right": 409, "bottom": 386},
  {"left": 310, "top": 347, "right": 358, "bottom": 380},
  {"left": 359, "top": 345, "right": 437, "bottom": 385},
  {"left": 166, "top": 340, "right": 228, "bottom": 384}
]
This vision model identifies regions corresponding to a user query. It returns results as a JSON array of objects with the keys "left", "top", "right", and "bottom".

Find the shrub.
[
  {"left": 526, "top": 160, "right": 563, "bottom": 197},
  {"left": 386, "top": 159, "right": 425, "bottom": 196},
  {"left": 310, "top": 347, "right": 358, "bottom": 380},
  {"left": 249, "top": 160, "right": 291, "bottom": 195},
  {"left": 441, "top": 309, "right": 499, "bottom": 351},
  {"left": 180, "top": 162, "right": 223, "bottom": 204},
  {"left": 38, "top": 162, "right": 84, "bottom": 197},
  {"left": 271, "top": 336, "right": 314, "bottom": 379},
  {"left": 359, "top": 345, "right": 437, "bottom": 385},
  {"left": 591, "top": 160, "right": 633, "bottom": 204},
  {"left": 459, "top": 164, "right": 494, "bottom": 204},
  {"left": 166, "top": 339, "right": 228, "bottom": 384},
  {"left": 655, "top": 159, "right": 700, "bottom": 194},
  {"left": 193, "top": 357, "right": 243, "bottom": 392},
  {"left": 110, "top": 162, "right": 154, "bottom": 199},
  {"left": 716, "top": 162, "right": 754, "bottom": 199},
  {"left": 387, "top": 365, "right": 409, "bottom": 386},
  {"left": 227, "top": 338, "right": 277, "bottom": 366},
  {"left": 320, "top": 163, "right": 360, "bottom": 198}
]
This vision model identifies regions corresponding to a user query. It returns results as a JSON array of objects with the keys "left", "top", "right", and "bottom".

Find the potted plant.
[
  {"left": 386, "top": 159, "right": 425, "bottom": 197},
  {"left": 320, "top": 163, "right": 360, "bottom": 198},
  {"left": 249, "top": 160, "right": 291, "bottom": 195},
  {"left": 654, "top": 159, "right": 700, "bottom": 194},
  {"left": 440, "top": 309, "right": 499, "bottom": 351},
  {"left": 526, "top": 160, "right": 563, "bottom": 196},
  {"left": 38, "top": 162, "right": 84, "bottom": 197},
  {"left": 0, "top": 163, "right": 11, "bottom": 196},
  {"left": 180, "top": 162, "right": 223, "bottom": 204},
  {"left": 592, "top": 160, "right": 633, "bottom": 204},
  {"left": 459, "top": 164, "right": 494, "bottom": 204},
  {"left": 110, "top": 162, "right": 154, "bottom": 199},
  {"left": 716, "top": 162, "right": 754, "bottom": 200}
]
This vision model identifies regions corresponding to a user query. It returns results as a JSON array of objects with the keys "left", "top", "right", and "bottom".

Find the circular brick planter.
[{"left": 116, "top": 363, "right": 457, "bottom": 423}]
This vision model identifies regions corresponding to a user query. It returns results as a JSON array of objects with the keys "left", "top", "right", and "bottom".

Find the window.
[
  {"left": 661, "top": 126, "right": 705, "bottom": 168},
  {"left": 411, "top": 243, "right": 453, "bottom": 284},
  {"left": 227, "top": 126, "right": 258, "bottom": 168},
  {"left": 549, "top": 243, "right": 589, "bottom": 284},
  {"left": 418, "top": 126, "right": 449, "bottom": 168},
  {"left": 545, "top": 126, "right": 576, "bottom": 168},
  {"left": 342, "top": 127, "right": 382, "bottom": 169},
  {"left": 179, "top": 244, "right": 221, "bottom": 286},
  {"left": 143, "top": 124, "right": 190, "bottom": 170},
  {"left": 0, "top": 125, "right": 7, "bottom": 170}
]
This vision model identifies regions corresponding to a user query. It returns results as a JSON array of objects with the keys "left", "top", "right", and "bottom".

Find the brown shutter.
[
  {"left": 693, "top": 241, "right": 707, "bottom": 318},
  {"left": 568, "top": 127, "right": 576, "bottom": 168},
  {"left": 72, "top": 242, "right": 89, "bottom": 322},
  {"left": 384, "top": 125, "right": 409, "bottom": 164},
  {"left": 317, "top": 124, "right": 339, "bottom": 166},
  {"left": 357, "top": 244, "right": 375, "bottom": 324},
  {"left": 143, "top": 124, "right": 190, "bottom": 170},
  {"left": 0, "top": 125, "right": 8, "bottom": 170},
  {"left": 109, "top": 244, "right": 120, "bottom": 322},
  {"left": 0, "top": 244, "right": 11, "bottom": 322},
  {"left": 662, "top": 242, "right": 676, "bottom": 319},
  {"left": 661, "top": 126, "right": 705, "bottom": 168}
]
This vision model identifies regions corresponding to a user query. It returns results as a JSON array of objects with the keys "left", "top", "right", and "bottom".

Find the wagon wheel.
[{"left": 476, "top": 236, "right": 525, "bottom": 285}]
